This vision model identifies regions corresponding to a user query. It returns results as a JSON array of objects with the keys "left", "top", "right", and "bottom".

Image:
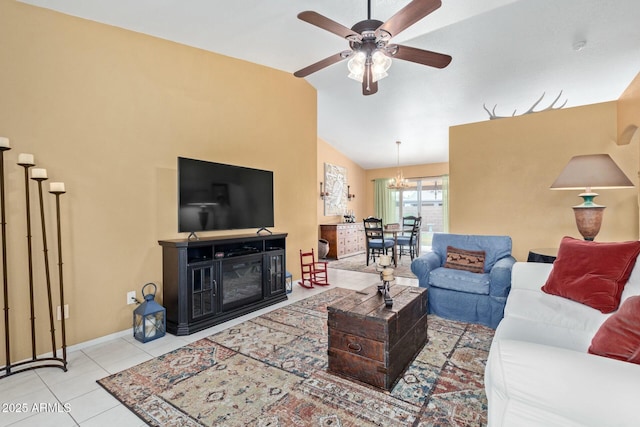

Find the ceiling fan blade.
[
  {"left": 390, "top": 44, "right": 452, "bottom": 68},
  {"left": 362, "top": 64, "right": 378, "bottom": 95},
  {"left": 298, "top": 11, "right": 360, "bottom": 40},
  {"left": 376, "top": 0, "right": 441, "bottom": 38},
  {"left": 294, "top": 52, "right": 347, "bottom": 78}
]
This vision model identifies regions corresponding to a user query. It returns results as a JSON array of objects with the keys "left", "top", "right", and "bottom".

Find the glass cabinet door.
[
  {"left": 265, "top": 251, "right": 285, "bottom": 295},
  {"left": 188, "top": 263, "right": 217, "bottom": 319}
]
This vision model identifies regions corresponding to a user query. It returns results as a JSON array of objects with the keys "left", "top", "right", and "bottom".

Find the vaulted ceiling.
[{"left": 19, "top": 0, "right": 640, "bottom": 169}]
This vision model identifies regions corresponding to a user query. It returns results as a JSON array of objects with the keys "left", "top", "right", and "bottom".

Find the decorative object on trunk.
[
  {"left": 483, "top": 91, "right": 567, "bottom": 120},
  {"left": 376, "top": 255, "right": 394, "bottom": 307}
]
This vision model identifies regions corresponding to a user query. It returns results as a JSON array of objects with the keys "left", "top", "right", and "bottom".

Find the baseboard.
[{"left": 66, "top": 328, "right": 133, "bottom": 353}]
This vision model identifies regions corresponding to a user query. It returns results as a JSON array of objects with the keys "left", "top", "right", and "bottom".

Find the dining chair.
[
  {"left": 363, "top": 217, "right": 396, "bottom": 266},
  {"left": 397, "top": 216, "right": 422, "bottom": 260}
]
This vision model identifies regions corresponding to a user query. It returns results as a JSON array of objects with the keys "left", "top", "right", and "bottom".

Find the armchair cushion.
[{"left": 429, "top": 267, "right": 490, "bottom": 295}]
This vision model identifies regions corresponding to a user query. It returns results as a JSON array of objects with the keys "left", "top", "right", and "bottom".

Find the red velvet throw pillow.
[
  {"left": 444, "top": 246, "right": 485, "bottom": 274},
  {"left": 589, "top": 296, "right": 640, "bottom": 364},
  {"left": 541, "top": 237, "right": 640, "bottom": 313}
]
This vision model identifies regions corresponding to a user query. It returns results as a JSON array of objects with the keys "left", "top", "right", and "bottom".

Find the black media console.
[{"left": 158, "top": 233, "right": 287, "bottom": 335}]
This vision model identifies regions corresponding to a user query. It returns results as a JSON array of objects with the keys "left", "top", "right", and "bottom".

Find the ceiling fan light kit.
[
  {"left": 294, "top": 0, "right": 452, "bottom": 96},
  {"left": 347, "top": 50, "right": 391, "bottom": 83}
]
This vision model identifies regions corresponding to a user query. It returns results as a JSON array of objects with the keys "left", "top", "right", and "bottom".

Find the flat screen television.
[{"left": 178, "top": 157, "right": 274, "bottom": 233}]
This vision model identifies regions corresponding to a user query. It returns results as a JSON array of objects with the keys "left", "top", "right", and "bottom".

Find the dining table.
[{"left": 383, "top": 223, "right": 411, "bottom": 267}]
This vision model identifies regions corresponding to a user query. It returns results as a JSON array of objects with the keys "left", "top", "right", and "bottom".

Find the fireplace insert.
[{"left": 221, "top": 254, "right": 263, "bottom": 311}]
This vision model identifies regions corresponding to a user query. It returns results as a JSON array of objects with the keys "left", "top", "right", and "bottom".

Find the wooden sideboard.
[{"left": 320, "top": 223, "right": 366, "bottom": 259}]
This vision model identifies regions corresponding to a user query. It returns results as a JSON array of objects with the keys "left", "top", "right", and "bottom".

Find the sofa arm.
[
  {"left": 511, "top": 261, "right": 554, "bottom": 291},
  {"left": 488, "top": 256, "right": 516, "bottom": 298},
  {"left": 487, "top": 339, "right": 640, "bottom": 427},
  {"left": 410, "top": 252, "right": 442, "bottom": 288}
]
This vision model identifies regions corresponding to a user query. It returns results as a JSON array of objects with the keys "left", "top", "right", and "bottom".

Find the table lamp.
[{"left": 550, "top": 154, "right": 634, "bottom": 240}]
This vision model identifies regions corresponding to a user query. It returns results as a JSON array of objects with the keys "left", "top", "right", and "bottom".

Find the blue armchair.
[{"left": 410, "top": 233, "right": 516, "bottom": 328}]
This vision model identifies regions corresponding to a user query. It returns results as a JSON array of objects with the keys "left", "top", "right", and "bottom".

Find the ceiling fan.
[{"left": 293, "top": 0, "right": 452, "bottom": 96}]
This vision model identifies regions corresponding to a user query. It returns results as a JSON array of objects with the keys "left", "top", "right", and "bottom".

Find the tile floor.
[{"left": 0, "top": 268, "right": 418, "bottom": 427}]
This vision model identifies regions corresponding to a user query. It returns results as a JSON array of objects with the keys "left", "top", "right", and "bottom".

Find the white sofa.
[{"left": 485, "top": 261, "right": 640, "bottom": 426}]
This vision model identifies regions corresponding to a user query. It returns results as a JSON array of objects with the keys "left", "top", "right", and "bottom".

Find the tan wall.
[
  {"left": 450, "top": 101, "right": 639, "bottom": 262},
  {"left": 364, "top": 163, "right": 449, "bottom": 218},
  {"left": 617, "top": 71, "right": 640, "bottom": 231},
  {"left": 317, "top": 138, "right": 367, "bottom": 227},
  {"left": 0, "top": 1, "right": 317, "bottom": 363},
  {"left": 618, "top": 71, "right": 640, "bottom": 146}
]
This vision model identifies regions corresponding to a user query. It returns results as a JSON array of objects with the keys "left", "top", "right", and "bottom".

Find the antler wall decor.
[{"left": 483, "top": 91, "right": 568, "bottom": 120}]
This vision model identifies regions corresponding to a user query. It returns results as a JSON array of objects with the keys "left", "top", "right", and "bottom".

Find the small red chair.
[{"left": 298, "top": 248, "right": 330, "bottom": 289}]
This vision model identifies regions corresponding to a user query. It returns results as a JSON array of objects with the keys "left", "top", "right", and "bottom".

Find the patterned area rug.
[
  {"left": 326, "top": 253, "right": 417, "bottom": 278},
  {"left": 98, "top": 288, "right": 494, "bottom": 426}
]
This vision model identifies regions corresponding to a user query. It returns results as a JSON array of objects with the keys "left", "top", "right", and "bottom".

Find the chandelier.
[{"left": 388, "top": 141, "right": 410, "bottom": 190}]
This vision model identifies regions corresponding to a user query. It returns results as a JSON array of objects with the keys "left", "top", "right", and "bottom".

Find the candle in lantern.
[
  {"left": 31, "top": 168, "right": 48, "bottom": 179},
  {"left": 0, "top": 137, "right": 9, "bottom": 148},
  {"left": 145, "top": 317, "right": 158, "bottom": 338},
  {"left": 18, "top": 153, "right": 35, "bottom": 166},
  {"left": 49, "top": 182, "right": 65, "bottom": 193}
]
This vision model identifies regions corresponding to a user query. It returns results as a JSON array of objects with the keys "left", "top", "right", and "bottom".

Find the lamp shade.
[{"left": 550, "top": 154, "right": 634, "bottom": 190}]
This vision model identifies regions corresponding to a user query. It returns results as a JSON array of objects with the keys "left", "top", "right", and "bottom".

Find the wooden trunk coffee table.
[{"left": 327, "top": 284, "right": 428, "bottom": 390}]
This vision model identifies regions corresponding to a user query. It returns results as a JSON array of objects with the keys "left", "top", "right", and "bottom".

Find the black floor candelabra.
[
  {"left": 0, "top": 140, "right": 11, "bottom": 375},
  {"left": 49, "top": 182, "right": 68, "bottom": 366},
  {"left": 0, "top": 146, "right": 68, "bottom": 378},
  {"left": 18, "top": 155, "right": 37, "bottom": 361}
]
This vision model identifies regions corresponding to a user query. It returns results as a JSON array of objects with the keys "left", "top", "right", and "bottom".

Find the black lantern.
[{"left": 133, "top": 283, "right": 166, "bottom": 343}]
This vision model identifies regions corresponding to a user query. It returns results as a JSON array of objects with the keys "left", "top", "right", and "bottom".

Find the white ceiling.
[{"left": 18, "top": 0, "right": 640, "bottom": 169}]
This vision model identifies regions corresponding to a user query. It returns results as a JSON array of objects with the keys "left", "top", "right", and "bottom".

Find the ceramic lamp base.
[{"left": 573, "top": 205, "right": 605, "bottom": 241}]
